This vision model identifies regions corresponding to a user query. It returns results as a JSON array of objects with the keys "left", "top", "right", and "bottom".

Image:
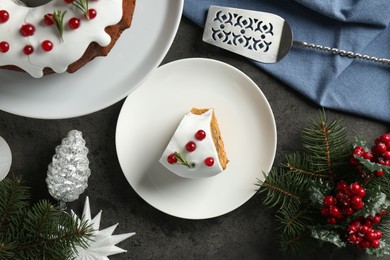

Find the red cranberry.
[
  {"left": 323, "top": 196, "right": 335, "bottom": 206},
  {"left": 353, "top": 146, "right": 364, "bottom": 156},
  {"left": 360, "top": 225, "right": 370, "bottom": 234},
  {"left": 20, "top": 24, "right": 36, "bottom": 37},
  {"left": 336, "top": 180, "right": 348, "bottom": 191},
  {"left": 87, "top": 9, "right": 97, "bottom": 19},
  {"left": 372, "top": 215, "right": 381, "bottom": 224},
  {"left": 41, "top": 40, "right": 53, "bottom": 52},
  {"left": 343, "top": 207, "right": 354, "bottom": 216},
  {"left": 23, "top": 45, "right": 34, "bottom": 55},
  {"left": 380, "top": 133, "right": 390, "bottom": 143},
  {"left": 356, "top": 188, "right": 366, "bottom": 198},
  {"left": 351, "top": 196, "right": 363, "bottom": 210},
  {"left": 195, "top": 130, "right": 206, "bottom": 141},
  {"left": 348, "top": 234, "right": 357, "bottom": 242},
  {"left": 363, "top": 219, "right": 373, "bottom": 228},
  {"left": 365, "top": 231, "right": 377, "bottom": 241},
  {"left": 204, "top": 157, "right": 214, "bottom": 167},
  {"left": 371, "top": 239, "right": 380, "bottom": 248},
  {"left": 185, "top": 141, "right": 196, "bottom": 152},
  {"left": 384, "top": 151, "right": 390, "bottom": 160},
  {"left": 374, "top": 170, "right": 384, "bottom": 177},
  {"left": 350, "top": 183, "right": 361, "bottom": 194},
  {"left": 362, "top": 151, "right": 373, "bottom": 160},
  {"left": 329, "top": 206, "right": 342, "bottom": 218},
  {"left": 360, "top": 240, "right": 371, "bottom": 248},
  {"left": 0, "top": 10, "right": 9, "bottom": 23},
  {"left": 347, "top": 225, "right": 358, "bottom": 234},
  {"left": 0, "top": 41, "right": 9, "bottom": 53},
  {"left": 167, "top": 154, "right": 177, "bottom": 164},
  {"left": 68, "top": 18, "right": 80, "bottom": 29},
  {"left": 376, "top": 143, "right": 387, "bottom": 153},
  {"left": 44, "top": 13, "right": 54, "bottom": 25}
]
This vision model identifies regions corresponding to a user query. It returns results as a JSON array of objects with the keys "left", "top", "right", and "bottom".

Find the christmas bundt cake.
[
  {"left": 160, "top": 108, "right": 229, "bottom": 178},
  {"left": 0, "top": 0, "right": 136, "bottom": 78}
]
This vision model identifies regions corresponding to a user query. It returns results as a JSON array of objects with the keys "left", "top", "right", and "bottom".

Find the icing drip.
[
  {"left": 0, "top": 0, "right": 122, "bottom": 78},
  {"left": 159, "top": 109, "right": 224, "bottom": 179}
]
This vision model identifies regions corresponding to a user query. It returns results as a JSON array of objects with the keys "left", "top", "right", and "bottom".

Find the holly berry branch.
[{"left": 257, "top": 111, "right": 390, "bottom": 256}]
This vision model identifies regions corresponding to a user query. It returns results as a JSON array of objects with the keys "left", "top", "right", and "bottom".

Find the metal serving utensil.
[{"left": 203, "top": 5, "right": 390, "bottom": 65}]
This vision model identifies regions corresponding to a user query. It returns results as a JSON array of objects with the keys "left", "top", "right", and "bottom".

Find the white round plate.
[
  {"left": 0, "top": 136, "right": 12, "bottom": 181},
  {"left": 116, "top": 58, "right": 277, "bottom": 219},
  {"left": 0, "top": 0, "right": 183, "bottom": 119}
]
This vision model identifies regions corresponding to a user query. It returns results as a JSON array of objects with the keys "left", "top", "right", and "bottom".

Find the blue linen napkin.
[{"left": 184, "top": 0, "right": 390, "bottom": 123}]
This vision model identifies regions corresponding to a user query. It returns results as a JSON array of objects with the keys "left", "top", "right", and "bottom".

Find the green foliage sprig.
[
  {"left": 72, "top": 0, "right": 89, "bottom": 19},
  {"left": 53, "top": 10, "right": 67, "bottom": 42},
  {"left": 0, "top": 177, "right": 93, "bottom": 259}
]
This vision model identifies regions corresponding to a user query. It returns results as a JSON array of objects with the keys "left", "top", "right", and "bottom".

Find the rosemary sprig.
[
  {"left": 53, "top": 10, "right": 67, "bottom": 42},
  {"left": 174, "top": 152, "right": 194, "bottom": 168},
  {"left": 72, "top": 0, "right": 89, "bottom": 19}
]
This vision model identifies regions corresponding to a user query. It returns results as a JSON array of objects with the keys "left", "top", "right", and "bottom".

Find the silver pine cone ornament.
[{"left": 46, "top": 130, "right": 91, "bottom": 203}]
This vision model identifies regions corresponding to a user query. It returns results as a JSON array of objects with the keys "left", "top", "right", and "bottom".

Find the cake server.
[{"left": 203, "top": 5, "right": 390, "bottom": 65}]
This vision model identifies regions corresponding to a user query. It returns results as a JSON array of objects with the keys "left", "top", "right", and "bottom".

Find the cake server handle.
[{"left": 293, "top": 41, "right": 390, "bottom": 65}]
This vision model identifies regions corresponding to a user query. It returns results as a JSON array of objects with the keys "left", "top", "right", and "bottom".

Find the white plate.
[
  {"left": 116, "top": 58, "right": 277, "bottom": 219},
  {"left": 0, "top": 0, "right": 183, "bottom": 119}
]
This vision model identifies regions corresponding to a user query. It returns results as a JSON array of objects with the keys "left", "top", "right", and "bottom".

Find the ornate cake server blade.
[{"left": 203, "top": 5, "right": 390, "bottom": 65}]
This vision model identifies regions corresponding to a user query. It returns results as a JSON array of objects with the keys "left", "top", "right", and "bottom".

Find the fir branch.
[
  {"left": 0, "top": 177, "right": 93, "bottom": 259},
  {"left": 302, "top": 110, "right": 350, "bottom": 183},
  {"left": 24, "top": 200, "right": 59, "bottom": 239},
  {"left": 279, "top": 231, "right": 312, "bottom": 255},
  {"left": 379, "top": 216, "right": 390, "bottom": 241},
  {"left": 10, "top": 201, "right": 93, "bottom": 259},
  {"left": 257, "top": 170, "right": 303, "bottom": 209},
  {"left": 0, "top": 177, "right": 29, "bottom": 233},
  {"left": 284, "top": 153, "right": 329, "bottom": 179},
  {"left": 276, "top": 203, "right": 314, "bottom": 237}
]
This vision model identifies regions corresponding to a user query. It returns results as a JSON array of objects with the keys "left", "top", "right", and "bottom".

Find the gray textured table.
[{"left": 1, "top": 17, "right": 389, "bottom": 260}]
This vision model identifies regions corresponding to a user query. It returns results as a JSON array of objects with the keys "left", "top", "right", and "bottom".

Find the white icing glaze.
[
  {"left": 0, "top": 0, "right": 122, "bottom": 78},
  {"left": 159, "top": 109, "right": 224, "bottom": 179}
]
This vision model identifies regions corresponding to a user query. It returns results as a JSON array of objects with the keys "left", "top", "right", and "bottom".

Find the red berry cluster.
[
  {"left": 167, "top": 129, "right": 215, "bottom": 167},
  {"left": 321, "top": 181, "right": 366, "bottom": 224},
  {"left": 351, "top": 133, "right": 390, "bottom": 177},
  {"left": 346, "top": 211, "right": 386, "bottom": 249},
  {"left": 371, "top": 133, "right": 390, "bottom": 166}
]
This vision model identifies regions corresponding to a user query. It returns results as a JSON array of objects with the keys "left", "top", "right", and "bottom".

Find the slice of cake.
[{"left": 159, "top": 108, "right": 228, "bottom": 178}]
